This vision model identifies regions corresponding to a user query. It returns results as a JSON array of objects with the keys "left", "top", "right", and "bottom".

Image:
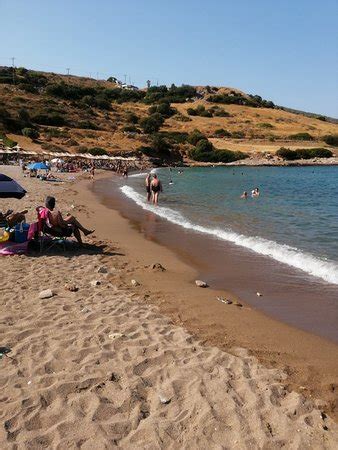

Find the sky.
[{"left": 1, "top": 0, "right": 338, "bottom": 116}]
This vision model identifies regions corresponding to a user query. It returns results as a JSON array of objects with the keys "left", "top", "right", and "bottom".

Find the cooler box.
[{"left": 14, "top": 223, "right": 30, "bottom": 243}]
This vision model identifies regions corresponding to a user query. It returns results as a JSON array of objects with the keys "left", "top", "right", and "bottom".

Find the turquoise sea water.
[{"left": 121, "top": 166, "right": 338, "bottom": 285}]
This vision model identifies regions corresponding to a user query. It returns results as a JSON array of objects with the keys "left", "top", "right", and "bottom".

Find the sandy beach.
[{"left": 1, "top": 166, "right": 338, "bottom": 449}]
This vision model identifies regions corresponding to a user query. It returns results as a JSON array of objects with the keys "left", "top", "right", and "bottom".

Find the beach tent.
[
  {"left": 27, "top": 162, "right": 49, "bottom": 170},
  {"left": 0, "top": 173, "right": 27, "bottom": 199}
]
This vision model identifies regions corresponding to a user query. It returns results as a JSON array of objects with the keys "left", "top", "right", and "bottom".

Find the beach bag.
[
  {"left": 0, "top": 228, "right": 10, "bottom": 243},
  {"left": 14, "top": 222, "right": 30, "bottom": 243}
]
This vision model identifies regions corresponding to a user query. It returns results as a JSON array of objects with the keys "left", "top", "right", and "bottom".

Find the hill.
[{"left": 0, "top": 66, "right": 337, "bottom": 164}]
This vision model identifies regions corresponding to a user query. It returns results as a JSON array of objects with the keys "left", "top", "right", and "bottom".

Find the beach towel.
[{"left": 0, "top": 241, "right": 28, "bottom": 255}]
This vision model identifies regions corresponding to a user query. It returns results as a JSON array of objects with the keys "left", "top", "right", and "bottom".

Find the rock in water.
[
  {"left": 39, "top": 289, "right": 54, "bottom": 299},
  {"left": 195, "top": 280, "right": 208, "bottom": 288}
]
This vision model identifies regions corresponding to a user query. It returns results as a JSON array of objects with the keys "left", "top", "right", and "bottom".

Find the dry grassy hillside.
[{"left": 0, "top": 67, "right": 337, "bottom": 162}]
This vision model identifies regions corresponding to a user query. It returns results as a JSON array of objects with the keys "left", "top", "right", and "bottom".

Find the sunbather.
[{"left": 44, "top": 196, "right": 94, "bottom": 245}]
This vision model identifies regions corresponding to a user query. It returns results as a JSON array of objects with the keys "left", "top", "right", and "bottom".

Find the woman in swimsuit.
[{"left": 150, "top": 174, "right": 162, "bottom": 205}]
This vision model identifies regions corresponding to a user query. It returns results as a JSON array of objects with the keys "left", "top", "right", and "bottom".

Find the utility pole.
[
  {"left": 147, "top": 80, "right": 151, "bottom": 89},
  {"left": 11, "top": 57, "right": 15, "bottom": 85},
  {"left": 66, "top": 68, "right": 70, "bottom": 75}
]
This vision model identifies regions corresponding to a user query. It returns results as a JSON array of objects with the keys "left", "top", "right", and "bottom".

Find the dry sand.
[{"left": 0, "top": 166, "right": 338, "bottom": 449}]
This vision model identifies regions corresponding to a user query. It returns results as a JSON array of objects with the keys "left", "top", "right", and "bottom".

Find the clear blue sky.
[{"left": 1, "top": 0, "right": 338, "bottom": 116}]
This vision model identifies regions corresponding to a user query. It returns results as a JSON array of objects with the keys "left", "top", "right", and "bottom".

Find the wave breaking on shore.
[{"left": 121, "top": 185, "right": 338, "bottom": 285}]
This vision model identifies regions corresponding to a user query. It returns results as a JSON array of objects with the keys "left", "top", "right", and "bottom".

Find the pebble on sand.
[
  {"left": 65, "top": 283, "right": 79, "bottom": 292},
  {"left": 98, "top": 266, "right": 108, "bottom": 274},
  {"left": 131, "top": 279, "right": 140, "bottom": 287},
  {"left": 158, "top": 393, "right": 171, "bottom": 404},
  {"left": 151, "top": 263, "right": 166, "bottom": 272},
  {"left": 195, "top": 280, "right": 208, "bottom": 288},
  {"left": 39, "top": 289, "right": 54, "bottom": 299},
  {"left": 90, "top": 280, "right": 101, "bottom": 287}
]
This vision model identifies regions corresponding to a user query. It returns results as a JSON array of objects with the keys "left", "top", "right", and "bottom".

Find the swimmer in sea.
[
  {"left": 252, "top": 187, "right": 260, "bottom": 197},
  {"left": 240, "top": 191, "right": 248, "bottom": 199},
  {"left": 151, "top": 173, "right": 163, "bottom": 205}
]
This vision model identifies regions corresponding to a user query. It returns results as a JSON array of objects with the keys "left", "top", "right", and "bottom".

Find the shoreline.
[{"left": 74, "top": 171, "right": 338, "bottom": 420}]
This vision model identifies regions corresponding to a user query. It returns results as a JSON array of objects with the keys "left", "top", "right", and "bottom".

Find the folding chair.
[{"left": 36, "top": 206, "right": 71, "bottom": 252}]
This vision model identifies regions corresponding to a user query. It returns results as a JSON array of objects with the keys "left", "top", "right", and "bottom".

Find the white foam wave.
[
  {"left": 128, "top": 172, "right": 148, "bottom": 178},
  {"left": 120, "top": 185, "right": 338, "bottom": 285}
]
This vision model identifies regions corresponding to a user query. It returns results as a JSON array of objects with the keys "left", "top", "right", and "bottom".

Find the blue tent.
[
  {"left": 0, "top": 173, "right": 27, "bottom": 199},
  {"left": 27, "top": 162, "right": 49, "bottom": 170}
]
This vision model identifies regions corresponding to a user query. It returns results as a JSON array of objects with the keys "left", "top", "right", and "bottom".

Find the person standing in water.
[
  {"left": 151, "top": 173, "right": 162, "bottom": 205},
  {"left": 145, "top": 173, "right": 152, "bottom": 202}
]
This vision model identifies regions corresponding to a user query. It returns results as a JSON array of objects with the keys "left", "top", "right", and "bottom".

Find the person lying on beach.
[
  {"left": 0, "top": 210, "right": 28, "bottom": 227},
  {"left": 151, "top": 174, "right": 162, "bottom": 205},
  {"left": 44, "top": 196, "right": 94, "bottom": 245}
]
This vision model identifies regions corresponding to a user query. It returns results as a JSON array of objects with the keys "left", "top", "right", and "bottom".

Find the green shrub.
[
  {"left": 0, "top": 132, "right": 17, "bottom": 147},
  {"left": 323, "top": 134, "right": 338, "bottom": 146},
  {"left": 88, "top": 147, "right": 108, "bottom": 156},
  {"left": 76, "top": 120, "right": 99, "bottom": 130},
  {"left": 207, "top": 92, "right": 274, "bottom": 108},
  {"left": 189, "top": 139, "right": 247, "bottom": 163},
  {"left": 187, "top": 129, "right": 207, "bottom": 146},
  {"left": 200, "top": 109, "right": 213, "bottom": 117},
  {"left": 32, "top": 113, "right": 66, "bottom": 126},
  {"left": 187, "top": 107, "right": 197, "bottom": 116},
  {"left": 276, "top": 147, "right": 297, "bottom": 160},
  {"left": 157, "top": 131, "right": 189, "bottom": 144},
  {"left": 144, "top": 84, "right": 197, "bottom": 104},
  {"left": 22, "top": 127, "right": 39, "bottom": 139},
  {"left": 214, "top": 128, "right": 231, "bottom": 138},
  {"left": 258, "top": 122, "right": 274, "bottom": 129},
  {"left": 232, "top": 131, "right": 245, "bottom": 139},
  {"left": 187, "top": 104, "right": 214, "bottom": 117},
  {"left": 139, "top": 113, "right": 164, "bottom": 133},
  {"left": 125, "top": 112, "right": 139, "bottom": 124},
  {"left": 213, "top": 108, "right": 231, "bottom": 117},
  {"left": 288, "top": 132, "right": 313, "bottom": 141},
  {"left": 276, "top": 147, "right": 333, "bottom": 160}
]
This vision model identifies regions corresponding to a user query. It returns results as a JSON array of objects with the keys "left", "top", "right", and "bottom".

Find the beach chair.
[{"left": 36, "top": 206, "right": 71, "bottom": 252}]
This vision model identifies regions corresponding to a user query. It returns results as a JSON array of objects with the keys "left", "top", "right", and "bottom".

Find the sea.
[{"left": 121, "top": 166, "right": 338, "bottom": 286}]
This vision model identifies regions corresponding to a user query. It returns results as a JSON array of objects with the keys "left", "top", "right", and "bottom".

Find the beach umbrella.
[
  {"left": 0, "top": 173, "right": 27, "bottom": 199},
  {"left": 27, "top": 162, "right": 49, "bottom": 170}
]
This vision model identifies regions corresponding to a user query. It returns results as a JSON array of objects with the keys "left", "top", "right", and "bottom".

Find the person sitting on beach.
[
  {"left": 240, "top": 191, "right": 248, "bottom": 199},
  {"left": 145, "top": 173, "right": 152, "bottom": 202},
  {"left": 44, "top": 196, "right": 94, "bottom": 245},
  {"left": 151, "top": 173, "right": 162, "bottom": 205}
]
